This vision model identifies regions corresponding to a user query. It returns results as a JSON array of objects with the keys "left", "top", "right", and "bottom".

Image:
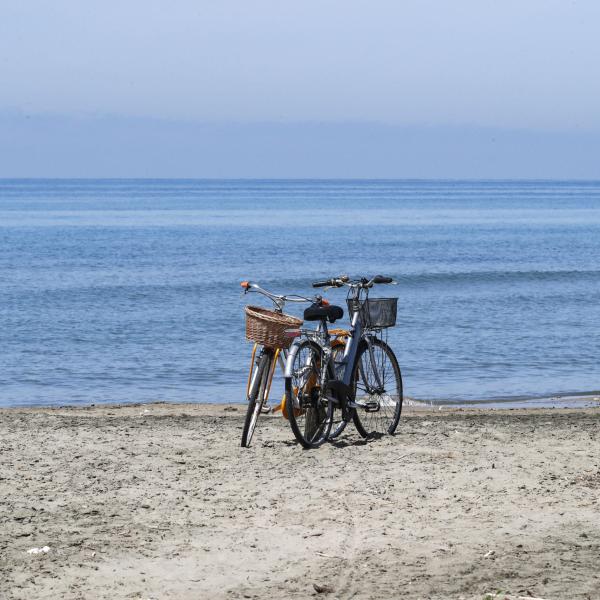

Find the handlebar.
[
  {"left": 241, "top": 275, "right": 395, "bottom": 312},
  {"left": 312, "top": 279, "right": 338, "bottom": 288},
  {"left": 240, "top": 280, "right": 321, "bottom": 310},
  {"left": 373, "top": 275, "right": 393, "bottom": 284},
  {"left": 312, "top": 274, "right": 396, "bottom": 289},
  {"left": 312, "top": 274, "right": 350, "bottom": 288}
]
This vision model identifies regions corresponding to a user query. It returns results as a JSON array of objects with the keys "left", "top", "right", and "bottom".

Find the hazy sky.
[{"left": 1, "top": 1, "right": 600, "bottom": 177}]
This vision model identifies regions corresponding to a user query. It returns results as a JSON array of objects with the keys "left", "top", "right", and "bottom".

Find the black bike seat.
[{"left": 303, "top": 303, "right": 344, "bottom": 323}]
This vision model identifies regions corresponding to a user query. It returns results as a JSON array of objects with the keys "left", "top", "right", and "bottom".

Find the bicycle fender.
[{"left": 284, "top": 340, "right": 303, "bottom": 378}]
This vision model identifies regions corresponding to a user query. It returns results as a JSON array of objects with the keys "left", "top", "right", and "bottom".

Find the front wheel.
[
  {"left": 351, "top": 338, "right": 403, "bottom": 438},
  {"left": 241, "top": 351, "right": 271, "bottom": 448},
  {"left": 285, "top": 340, "right": 333, "bottom": 448}
]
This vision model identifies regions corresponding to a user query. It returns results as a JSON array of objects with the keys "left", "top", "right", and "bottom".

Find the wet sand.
[{"left": 1, "top": 402, "right": 599, "bottom": 599}]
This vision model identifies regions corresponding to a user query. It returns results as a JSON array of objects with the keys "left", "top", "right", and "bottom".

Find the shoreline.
[
  {"left": 2, "top": 402, "right": 600, "bottom": 599},
  {"left": 1, "top": 389, "right": 600, "bottom": 412}
]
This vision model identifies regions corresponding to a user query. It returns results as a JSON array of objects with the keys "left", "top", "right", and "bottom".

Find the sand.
[{"left": 1, "top": 402, "right": 599, "bottom": 600}]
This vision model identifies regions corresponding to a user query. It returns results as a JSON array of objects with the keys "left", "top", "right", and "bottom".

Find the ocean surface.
[{"left": 1, "top": 179, "right": 600, "bottom": 408}]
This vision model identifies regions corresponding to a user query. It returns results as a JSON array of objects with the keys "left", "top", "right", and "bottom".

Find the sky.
[{"left": 1, "top": 1, "right": 600, "bottom": 177}]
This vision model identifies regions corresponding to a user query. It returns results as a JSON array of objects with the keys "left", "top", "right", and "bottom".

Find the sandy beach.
[{"left": 1, "top": 402, "right": 599, "bottom": 600}]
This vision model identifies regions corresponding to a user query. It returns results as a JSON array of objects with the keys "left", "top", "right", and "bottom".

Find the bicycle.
[
  {"left": 240, "top": 281, "right": 331, "bottom": 447},
  {"left": 283, "top": 275, "right": 403, "bottom": 448}
]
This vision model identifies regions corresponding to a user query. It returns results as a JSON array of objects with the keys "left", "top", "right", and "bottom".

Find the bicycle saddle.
[{"left": 303, "top": 303, "right": 344, "bottom": 323}]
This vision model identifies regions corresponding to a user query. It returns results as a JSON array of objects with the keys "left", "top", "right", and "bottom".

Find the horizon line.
[{"left": 2, "top": 177, "right": 600, "bottom": 183}]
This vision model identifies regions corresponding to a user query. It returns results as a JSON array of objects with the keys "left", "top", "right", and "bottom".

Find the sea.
[{"left": 1, "top": 179, "right": 600, "bottom": 409}]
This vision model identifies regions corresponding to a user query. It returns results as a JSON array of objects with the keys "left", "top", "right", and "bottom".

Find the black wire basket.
[{"left": 347, "top": 297, "right": 398, "bottom": 329}]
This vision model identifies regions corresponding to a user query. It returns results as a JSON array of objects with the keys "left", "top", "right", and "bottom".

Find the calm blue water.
[{"left": 1, "top": 179, "right": 600, "bottom": 408}]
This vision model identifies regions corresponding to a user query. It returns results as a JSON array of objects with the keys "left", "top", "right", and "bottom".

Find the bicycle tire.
[
  {"left": 241, "top": 351, "right": 271, "bottom": 448},
  {"left": 351, "top": 338, "right": 403, "bottom": 438},
  {"left": 329, "top": 341, "right": 349, "bottom": 440},
  {"left": 285, "top": 340, "right": 333, "bottom": 449}
]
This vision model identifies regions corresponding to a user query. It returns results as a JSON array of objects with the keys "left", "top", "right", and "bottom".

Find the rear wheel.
[
  {"left": 241, "top": 351, "right": 271, "bottom": 448},
  {"left": 285, "top": 340, "right": 333, "bottom": 448},
  {"left": 351, "top": 338, "right": 402, "bottom": 438}
]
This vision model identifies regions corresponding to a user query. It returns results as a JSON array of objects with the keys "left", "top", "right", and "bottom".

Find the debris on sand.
[
  {"left": 27, "top": 546, "right": 50, "bottom": 554},
  {"left": 313, "top": 583, "right": 334, "bottom": 594}
]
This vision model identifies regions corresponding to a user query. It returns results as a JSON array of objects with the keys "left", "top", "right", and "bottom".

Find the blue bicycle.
[{"left": 284, "top": 275, "right": 403, "bottom": 448}]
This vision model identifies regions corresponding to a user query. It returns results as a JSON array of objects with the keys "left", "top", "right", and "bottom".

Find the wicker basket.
[{"left": 245, "top": 305, "right": 303, "bottom": 349}]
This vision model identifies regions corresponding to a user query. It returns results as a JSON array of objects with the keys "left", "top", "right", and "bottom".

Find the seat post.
[{"left": 317, "top": 319, "right": 330, "bottom": 340}]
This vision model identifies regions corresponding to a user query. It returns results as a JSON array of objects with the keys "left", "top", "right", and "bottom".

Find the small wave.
[
  {"left": 394, "top": 269, "right": 600, "bottom": 286},
  {"left": 231, "top": 270, "right": 600, "bottom": 290}
]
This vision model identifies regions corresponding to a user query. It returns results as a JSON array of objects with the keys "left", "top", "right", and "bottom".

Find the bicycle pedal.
[{"left": 349, "top": 400, "right": 380, "bottom": 412}]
